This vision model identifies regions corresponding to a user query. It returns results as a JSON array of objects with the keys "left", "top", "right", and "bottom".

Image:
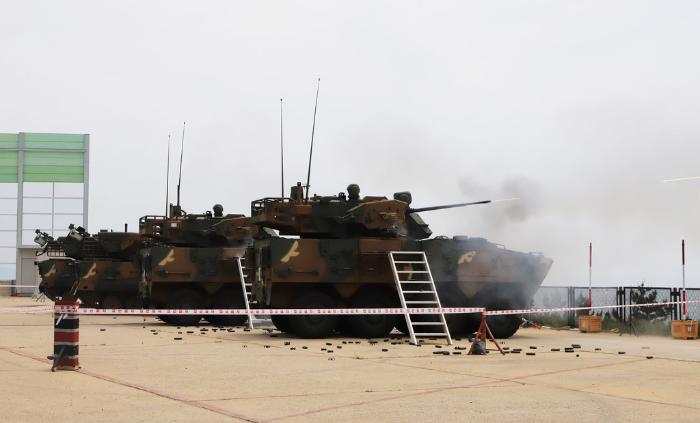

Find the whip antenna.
[
  {"left": 176, "top": 121, "right": 186, "bottom": 207},
  {"left": 280, "top": 98, "right": 285, "bottom": 197},
  {"left": 165, "top": 134, "right": 171, "bottom": 215},
  {"left": 305, "top": 78, "right": 320, "bottom": 201}
]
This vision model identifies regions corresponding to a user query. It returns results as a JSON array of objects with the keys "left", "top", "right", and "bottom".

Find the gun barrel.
[{"left": 408, "top": 200, "right": 491, "bottom": 213}]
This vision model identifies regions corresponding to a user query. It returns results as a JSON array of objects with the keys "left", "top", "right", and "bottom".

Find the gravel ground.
[{"left": 1, "top": 296, "right": 699, "bottom": 423}]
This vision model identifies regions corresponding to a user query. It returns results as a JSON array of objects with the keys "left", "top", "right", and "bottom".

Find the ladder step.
[
  {"left": 236, "top": 257, "right": 255, "bottom": 331},
  {"left": 390, "top": 251, "right": 451, "bottom": 346},
  {"left": 414, "top": 333, "right": 449, "bottom": 337}
]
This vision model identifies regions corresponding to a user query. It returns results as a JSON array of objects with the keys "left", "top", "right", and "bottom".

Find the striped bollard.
[{"left": 51, "top": 300, "right": 80, "bottom": 371}]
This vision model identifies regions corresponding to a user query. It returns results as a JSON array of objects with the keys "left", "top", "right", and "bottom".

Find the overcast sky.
[{"left": 2, "top": 1, "right": 700, "bottom": 286}]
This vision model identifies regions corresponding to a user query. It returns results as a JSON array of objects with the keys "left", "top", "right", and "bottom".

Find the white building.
[{"left": 0, "top": 132, "right": 89, "bottom": 295}]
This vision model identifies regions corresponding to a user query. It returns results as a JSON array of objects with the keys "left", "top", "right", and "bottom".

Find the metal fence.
[{"left": 532, "top": 286, "right": 700, "bottom": 326}]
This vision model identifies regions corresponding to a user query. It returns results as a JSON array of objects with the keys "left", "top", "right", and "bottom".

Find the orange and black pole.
[{"left": 52, "top": 300, "right": 80, "bottom": 371}]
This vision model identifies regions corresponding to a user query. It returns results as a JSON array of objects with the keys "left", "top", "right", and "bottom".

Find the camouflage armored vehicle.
[
  {"left": 35, "top": 226, "right": 144, "bottom": 308},
  {"left": 248, "top": 183, "right": 552, "bottom": 339},
  {"left": 37, "top": 204, "right": 261, "bottom": 326},
  {"left": 137, "top": 203, "right": 261, "bottom": 325}
]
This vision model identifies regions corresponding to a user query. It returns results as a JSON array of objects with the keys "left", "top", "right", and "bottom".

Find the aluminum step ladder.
[
  {"left": 389, "top": 251, "right": 452, "bottom": 346},
  {"left": 237, "top": 257, "right": 255, "bottom": 330}
]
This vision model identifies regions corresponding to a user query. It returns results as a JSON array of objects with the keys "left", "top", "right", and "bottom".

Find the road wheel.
[
  {"left": 77, "top": 293, "right": 98, "bottom": 308},
  {"left": 288, "top": 290, "right": 338, "bottom": 338},
  {"left": 271, "top": 315, "right": 292, "bottom": 333},
  {"left": 394, "top": 317, "right": 409, "bottom": 334},
  {"left": 343, "top": 289, "right": 398, "bottom": 338},
  {"left": 445, "top": 314, "right": 481, "bottom": 337},
  {"left": 166, "top": 289, "right": 203, "bottom": 326},
  {"left": 100, "top": 294, "right": 123, "bottom": 309},
  {"left": 206, "top": 289, "right": 248, "bottom": 326},
  {"left": 439, "top": 287, "right": 480, "bottom": 336},
  {"left": 158, "top": 315, "right": 175, "bottom": 324},
  {"left": 485, "top": 299, "right": 522, "bottom": 339},
  {"left": 124, "top": 295, "right": 143, "bottom": 309}
]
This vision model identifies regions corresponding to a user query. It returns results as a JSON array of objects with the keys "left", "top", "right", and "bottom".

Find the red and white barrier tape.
[
  {"left": 50, "top": 300, "right": 700, "bottom": 316},
  {"left": 52, "top": 306, "right": 485, "bottom": 316},
  {"left": 2, "top": 300, "right": 697, "bottom": 317},
  {"left": 484, "top": 299, "right": 700, "bottom": 316},
  {"left": 0, "top": 305, "right": 54, "bottom": 314}
]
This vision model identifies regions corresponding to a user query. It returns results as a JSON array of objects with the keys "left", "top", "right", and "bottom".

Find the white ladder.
[
  {"left": 236, "top": 256, "right": 255, "bottom": 330},
  {"left": 389, "top": 251, "right": 452, "bottom": 346}
]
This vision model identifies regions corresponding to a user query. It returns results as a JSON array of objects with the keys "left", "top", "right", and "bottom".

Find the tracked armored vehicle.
[{"left": 248, "top": 183, "right": 552, "bottom": 339}]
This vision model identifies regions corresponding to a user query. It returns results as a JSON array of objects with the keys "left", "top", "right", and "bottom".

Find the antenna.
[
  {"left": 280, "top": 98, "right": 285, "bottom": 197},
  {"left": 165, "top": 134, "right": 171, "bottom": 215},
  {"left": 176, "top": 122, "right": 186, "bottom": 207},
  {"left": 305, "top": 78, "right": 320, "bottom": 201}
]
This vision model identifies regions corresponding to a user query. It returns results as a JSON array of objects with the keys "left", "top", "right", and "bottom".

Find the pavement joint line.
[
  {"left": 192, "top": 384, "right": 515, "bottom": 403},
  {"left": 5, "top": 307, "right": 698, "bottom": 419},
  {"left": 265, "top": 357, "right": 649, "bottom": 422},
  {"left": 0, "top": 346, "right": 261, "bottom": 423},
  {"left": 531, "top": 378, "right": 700, "bottom": 411},
  {"left": 376, "top": 360, "right": 530, "bottom": 385}
]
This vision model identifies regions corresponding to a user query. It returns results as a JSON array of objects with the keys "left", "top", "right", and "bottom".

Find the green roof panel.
[
  {"left": 0, "top": 133, "right": 19, "bottom": 149},
  {"left": 24, "top": 133, "right": 85, "bottom": 150},
  {"left": 0, "top": 133, "right": 86, "bottom": 183}
]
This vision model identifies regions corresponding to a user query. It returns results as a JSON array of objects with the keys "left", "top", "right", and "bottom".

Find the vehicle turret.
[
  {"left": 139, "top": 203, "right": 258, "bottom": 247},
  {"left": 36, "top": 204, "right": 258, "bottom": 259},
  {"left": 251, "top": 183, "right": 490, "bottom": 240}
]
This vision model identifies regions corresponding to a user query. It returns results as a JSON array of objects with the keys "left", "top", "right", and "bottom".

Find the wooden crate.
[
  {"left": 578, "top": 315, "right": 602, "bottom": 333},
  {"left": 671, "top": 320, "right": 698, "bottom": 340}
]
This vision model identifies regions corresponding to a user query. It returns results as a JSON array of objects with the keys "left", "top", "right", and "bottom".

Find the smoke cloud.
[
  {"left": 1, "top": 1, "right": 700, "bottom": 287},
  {"left": 459, "top": 176, "right": 541, "bottom": 225}
]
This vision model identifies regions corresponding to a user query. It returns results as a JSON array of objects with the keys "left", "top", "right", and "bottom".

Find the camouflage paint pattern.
[
  {"left": 251, "top": 235, "right": 552, "bottom": 309},
  {"left": 140, "top": 213, "right": 256, "bottom": 247},
  {"left": 140, "top": 245, "right": 248, "bottom": 307},
  {"left": 38, "top": 206, "right": 257, "bottom": 310},
  {"left": 250, "top": 184, "right": 551, "bottom": 313},
  {"left": 38, "top": 257, "right": 140, "bottom": 307}
]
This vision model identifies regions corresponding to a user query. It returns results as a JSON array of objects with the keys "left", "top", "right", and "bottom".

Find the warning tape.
[
  {"left": 52, "top": 306, "right": 485, "bottom": 316},
  {"left": 2, "top": 300, "right": 698, "bottom": 317},
  {"left": 50, "top": 300, "right": 700, "bottom": 316},
  {"left": 483, "top": 299, "right": 700, "bottom": 316},
  {"left": 0, "top": 305, "right": 54, "bottom": 314}
]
